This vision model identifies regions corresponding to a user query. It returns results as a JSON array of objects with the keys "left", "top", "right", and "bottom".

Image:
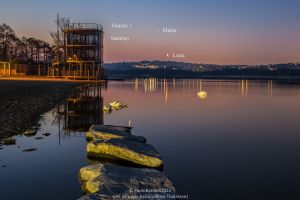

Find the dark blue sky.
[{"left": 1, "top": 0, "right": 299, "bottom": 64}]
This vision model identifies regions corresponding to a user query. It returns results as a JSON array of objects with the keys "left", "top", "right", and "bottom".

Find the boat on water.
[
  {"left": 197, "top": 91, "right": 207, "bottom": 99},
  {"left": 103, "top": 105, "right": 112, "bottom": 114},
  {"left": 103, "top": 101, "right": 128, "bottom": 113},
  {"left": 109, "top": 101, "right": 127, "bottom": 109}
]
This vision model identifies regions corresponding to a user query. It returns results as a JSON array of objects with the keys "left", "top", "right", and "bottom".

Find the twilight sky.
[{"left": 0, "top": 0, "right": 299, "bottom": 64}]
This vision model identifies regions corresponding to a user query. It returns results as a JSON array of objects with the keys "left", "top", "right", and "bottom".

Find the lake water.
[{"left": 1, "top": 79, "right": 300, "bottom": 200}]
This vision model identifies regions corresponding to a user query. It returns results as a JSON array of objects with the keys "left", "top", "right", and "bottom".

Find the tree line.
[{"left": 0, "top": 23, "right": 53, "bottom": 64}]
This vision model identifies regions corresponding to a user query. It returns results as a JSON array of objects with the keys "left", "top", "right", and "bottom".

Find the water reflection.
[
  {"left": 103, "top": 79, "right": 300, "bottom": 200},
  {"left": 144, "top": 78, "right": 157, "bottom": 92},
  {"left": 1, "top": 79, "right": 300, "bottom": 200},
  {"left": 268, "top": 80, "right": 273, "bottom": 96},
  {"left": 165, "top": 79, "right": 168, "bottom": 103},
  {"left": 197, "top": 80, "right": 208, "bottom": 100},
  {"left": 53, "top": 83, "right": 106, "bottom": 136},
  {"left": 129, "top": 78, "right": 279, "bottom": 102},
  {"left": 241, "top": 79, "right": 249, "bottom": 96},
  {"left": 64, "top": 84, "right": 104, "bottom": 132}
]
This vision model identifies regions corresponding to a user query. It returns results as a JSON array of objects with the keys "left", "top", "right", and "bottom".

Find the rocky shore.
[{"left": 0, "top": 80, "right": 79, "bottom": 140}]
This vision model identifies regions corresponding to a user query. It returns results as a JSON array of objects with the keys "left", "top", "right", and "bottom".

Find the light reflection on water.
[
  {"left": 0, "top": 83, "right": 104, "bottom": 200},
  {"left": 104, "top": 79, "right": 300, "bottom": 200},
  {"left": 132, "top": 78, "right": 277, "bottom": 98},
  {"left": 0, "top": 79, "right": 300, "bottom": 200}
]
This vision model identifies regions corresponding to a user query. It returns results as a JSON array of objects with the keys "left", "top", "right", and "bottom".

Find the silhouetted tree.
[
  {"left": 50, "top": 15, "right": 69, "bottom": 63},
  {"left": 0, "top": 23, "right": 53, "bottom": 64}
]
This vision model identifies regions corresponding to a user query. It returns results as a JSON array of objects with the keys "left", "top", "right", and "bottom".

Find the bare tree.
[
  {"left": 50, "top": 15, "right": 70, "bottom": 64},
  {"left": 0, "top": 23, "right": 17, "bottom": 61},
  {"left": 0, "top": 23, "right": 53, "bottom": 64}
]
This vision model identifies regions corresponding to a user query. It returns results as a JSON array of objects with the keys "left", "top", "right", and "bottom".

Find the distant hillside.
[{"left": 103, "top": 61, "right": 300, "bottom": 79}]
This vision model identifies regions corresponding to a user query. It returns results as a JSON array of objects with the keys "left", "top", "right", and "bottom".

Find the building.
[
  {"left": 0, "top": 62, "right": 48, "bottom": 76},
  {"left": 50, "top": 22, "right": 104, "bottom": 80}
]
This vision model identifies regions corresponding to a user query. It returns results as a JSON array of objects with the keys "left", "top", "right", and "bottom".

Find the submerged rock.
[
  {"left": 2, "top": 137, "right": 16, "bottom": 145},
  {"left": 87, "top": 125, "right": 146, "bottom": 143},
  {"left": 22, "top": 148, "right": 37, "bottom": 152},
  {"left": 42, "top": 133, "right": 51, "bottom": 137},
  {"left": 35, "top": 137, "right": 43, "bottom": 140},
  {"left": 78, "top": 164, "right": 176, "bottom": 199},
  {"left": 87, "top": 138, "right": 163, "bottom": 168}
]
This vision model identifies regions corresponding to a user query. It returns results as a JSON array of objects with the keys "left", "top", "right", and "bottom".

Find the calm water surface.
[{"left": 1, "top": 79, "right": 300, "bottom": 200}]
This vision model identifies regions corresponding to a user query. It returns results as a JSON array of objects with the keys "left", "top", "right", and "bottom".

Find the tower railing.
[{"left": 63, "top": 23, "right": 103, "bottom": 31}]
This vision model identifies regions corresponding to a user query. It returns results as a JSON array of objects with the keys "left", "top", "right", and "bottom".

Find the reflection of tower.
[{"left": 63, "top": 83, "right": 104, "bottom": 132}]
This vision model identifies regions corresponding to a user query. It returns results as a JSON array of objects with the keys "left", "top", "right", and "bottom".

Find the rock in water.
[
  {"left": 87, "top": 138, "right": 163, "bottom": 168},
  {"left": 87, "top": 125, "right": 130, "bottom": 139},
  {"left": 87, "top": 125, "right": 146, "bottom": 143},
  {"left": 22, "top": 148, "right": 37, "bottom": 152},
  {"left": 2, "top": 137, "right": 16, "bottom": 145},
  {"left": 78, "top": 164, "right": 176, "bottom": 199},
  {"left": 42, "top": 133, "right": 51, "bottom": 137},
  {"left": 23, "top": 130, "right": 36, "bottom": 137}
]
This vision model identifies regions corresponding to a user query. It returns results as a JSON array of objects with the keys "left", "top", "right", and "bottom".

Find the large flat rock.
[
  {"left": 87, "top": 138, "right": 163, "bottom": 168},
  {"left": 87, "top": 125, "right": 146, "bottom": 143},
  {"left": 78, "top": 164, "right": 176, "bottom": 200}
]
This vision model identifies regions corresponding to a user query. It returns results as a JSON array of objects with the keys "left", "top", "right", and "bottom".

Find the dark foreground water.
[{"left": 1, "top": 79, "right": 300, "bottom": 200}]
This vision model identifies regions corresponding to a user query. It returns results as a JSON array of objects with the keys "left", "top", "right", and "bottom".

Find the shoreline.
[
  {"left": 0, "top": 79, "right": 80, "bottom": 140},
  {"left": 0, "top": 76, "right": 105, "bottom": 83},
  {"left": 2, "top": 75, "right": 300, "bottom": 82}
]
